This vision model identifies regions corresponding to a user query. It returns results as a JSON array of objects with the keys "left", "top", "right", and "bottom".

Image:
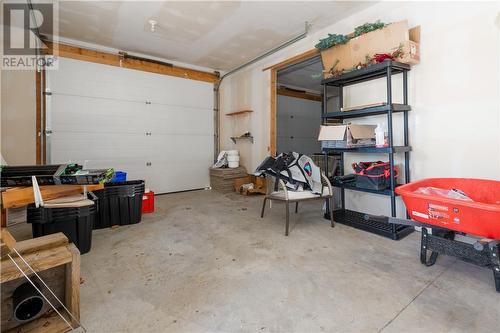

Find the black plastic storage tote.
[
  {"left": 93, "top": 180, "right": 145, "bottom": 229},
  {"left": 27, "top": 193, "right": 97, "bottom": 254}
]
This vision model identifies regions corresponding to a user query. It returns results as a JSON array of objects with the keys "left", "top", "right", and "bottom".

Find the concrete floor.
[{"left": 10, "top": 190, "right": 500, "bottom": 332}]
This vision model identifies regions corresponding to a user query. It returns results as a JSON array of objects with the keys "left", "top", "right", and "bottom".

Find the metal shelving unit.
[
  {"left": 322, "top": 61, "right": 414, "bottom": 240},
  {"left": 323, "top": 103, "right": 411, "bottom": 119}
]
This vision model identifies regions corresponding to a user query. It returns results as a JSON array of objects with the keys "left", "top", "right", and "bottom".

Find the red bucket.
[
  {"left": 142, "top": 191, "right": 155, "bottom": 214},
  {"left": 396, "top": 178, "right": 500, "bottom": 239}
]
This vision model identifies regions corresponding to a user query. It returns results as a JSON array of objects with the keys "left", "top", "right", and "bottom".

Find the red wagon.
[
  {"left": 395, "top": 178, "right": 500, "bottom": 239},
  {"left": 367, "top": 178, "right": 500, "bottom": 292}
]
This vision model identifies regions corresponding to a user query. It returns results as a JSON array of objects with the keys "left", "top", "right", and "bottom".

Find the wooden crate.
[
  {"left": 1, "top": 230, "right": 80, "bottom": 333},
  {"left": 209, "top": 167, "right": 247, "bottom": 192}
]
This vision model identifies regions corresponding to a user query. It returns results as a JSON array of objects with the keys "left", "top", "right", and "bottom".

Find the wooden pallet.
[{"left": 210, "top": 167, "right": 247, "bottom": 192}]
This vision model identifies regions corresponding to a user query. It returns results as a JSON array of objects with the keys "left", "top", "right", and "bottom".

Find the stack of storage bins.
[
  {"left": 93, "top": 180, "right": 145, "bottom": 229},
  {"left": 27, "top": 192, "right": 98, "bottom": 254},
  {"left": 26, "top": 180, "right": 145, "bottom": 254}
]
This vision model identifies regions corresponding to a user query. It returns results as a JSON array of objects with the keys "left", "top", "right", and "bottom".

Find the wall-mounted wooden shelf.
[
  {"left": 230, "top": 135, "right": 254, "bottom": 144},
  {"left": 225, "top": 110, "right": 253, "bottom": 116}
]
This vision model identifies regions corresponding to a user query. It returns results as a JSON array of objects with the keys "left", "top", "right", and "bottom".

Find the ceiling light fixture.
[{"left": 148, "top": 19, "right": 158, "bottom": 33}]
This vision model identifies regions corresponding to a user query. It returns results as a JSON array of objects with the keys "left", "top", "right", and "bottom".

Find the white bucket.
[
  {"left": 227, "top": 155, "right": 240, "bottom": 162},
  {"left": 228, "top": 161, "right": 239, "bottom": 168},
  {"left": 226, "top": 150, "right": 239, "bottom": 156}
]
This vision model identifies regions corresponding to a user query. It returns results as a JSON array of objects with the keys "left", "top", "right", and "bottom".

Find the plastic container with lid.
[
  {"left": 27, "top": 192, "right": 97, "bottom": 254},
  {"left": 93, "top": 180, "right": 145, "bottom": 229}
]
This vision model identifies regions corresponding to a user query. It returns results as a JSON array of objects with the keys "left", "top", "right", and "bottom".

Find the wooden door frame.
[
  {"left": 35, "top": 70, "right": 42, "bottom": 164},
  {"left": 265, "top": 48, "right": 320, "bottom": 156},
  {"left": 35, "top": 68, "right": 46, "bottom": 164}
]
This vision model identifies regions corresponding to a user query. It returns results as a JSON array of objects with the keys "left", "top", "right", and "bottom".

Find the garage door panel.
[
  {"left": 287, "top": 114, "right": 320, "bottom": 134},
  {"left": 148, "top": 134, "right": 213, "bottom": 163},
  {"left": 50, "top": 58, "right": 213, "bottom": 109},
  {"left": 277, "top": 136, "right": 292, "bottom": 154},
  {"left": 51, "top": 95, "right": 148, "bottom": 134},
  {"left": 50, "top": 58, "right": 160, "bottom": 102},
  {"left": 49, "top": 66, "right": 146, "bottom": 103},
  {"left": 149, "top": 163, "right": 210, "bottom": 193},
  {"left": 277, "top": 116, "right": 290, "bottom": 138},
  {"left": 49, "top": 58, "right": 214, "bottom": 193},
  {"left": 88, "top": 160, "right": 151, "bottom": 179},
  {"left": 146, "top": 104, "right": 213, "bottom": 135},
  {"left": 50, "top": 132, "right": 151, "bottom": 164},
  {"left": 144, "top": 77, "right": 213, "bottom": 109}
]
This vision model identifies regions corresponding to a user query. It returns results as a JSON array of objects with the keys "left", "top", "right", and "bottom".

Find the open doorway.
[
  {"left": 267, "top": 49, "right": 340, "bottom": 176},
  {"left": 271, "top": 54, "right": 341, "bottom": 180},
  {"left": 276, "top": 56, "right": 323, "bottom": 156},
  {"left": 275, "top": 56, "right": 340, "bottom": 156}
]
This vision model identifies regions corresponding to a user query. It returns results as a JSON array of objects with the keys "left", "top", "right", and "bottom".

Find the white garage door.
[{"left": 46, "top": 58, "right": 214, "bottom": 193}]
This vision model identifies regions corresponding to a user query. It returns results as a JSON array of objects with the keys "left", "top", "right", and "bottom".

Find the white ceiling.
[{"left": 49, "top": 1, "right": 375, "bottom": 71}]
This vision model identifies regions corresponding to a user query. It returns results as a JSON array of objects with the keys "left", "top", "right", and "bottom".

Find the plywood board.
[{"left": 1, "top": 185, "right": 103, "bottom": 209}]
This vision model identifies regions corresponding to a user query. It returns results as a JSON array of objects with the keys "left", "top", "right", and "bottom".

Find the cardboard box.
[
  {"left": 233, "top": 176, "right": 252, "bottom": 192},
  {"left": 233, "top": 175, "right": 267, "bottom": 195},
  {"left": 318, "top": 124, "right": 376, "bottom": 148},
  {"left": 321, "top": 20, "right": 420, "bottom": 78}
]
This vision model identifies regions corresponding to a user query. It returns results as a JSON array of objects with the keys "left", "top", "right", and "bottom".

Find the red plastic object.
[
  {"left": 396, "top": 178, "right": 500, "bottom": 239},
  {"left": 142, "top": 191, "right": 154, "bottom": 214}
]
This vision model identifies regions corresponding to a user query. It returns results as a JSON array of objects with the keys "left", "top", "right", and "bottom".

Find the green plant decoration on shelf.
[
  {"left": 314, "top": 33, "right": 349, "bottom": 50},
  {"left": 353, "top": 20, "right": 387, "bottom": 37},
  {"left": 315, "top": 21, "right": 388, "bottom": 50}
]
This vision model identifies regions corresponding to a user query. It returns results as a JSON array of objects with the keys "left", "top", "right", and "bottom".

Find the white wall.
[
  {"left": 277, "top": 95, "right": 321, "bottom": 155},
  {"left": 1, "top": 70, "right": 37, "bottom": 165},
  {"left": 220, "top": 1, "right": 499, "bottom": 216}
]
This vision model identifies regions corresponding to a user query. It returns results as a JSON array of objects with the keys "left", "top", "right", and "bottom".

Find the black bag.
[{"left": 352, "top": 161, "right": 398, "bottom": 190}]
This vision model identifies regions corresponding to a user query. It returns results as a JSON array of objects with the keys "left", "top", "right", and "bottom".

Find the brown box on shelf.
[
  {"left": 321, "top": 20, "right": 420, "bottom": 78},
  {"left": 318, "top": 124, "right": 376, "bottom": 149}
]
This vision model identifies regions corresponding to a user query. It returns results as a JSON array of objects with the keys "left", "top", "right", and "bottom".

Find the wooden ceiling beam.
[
  {"left": 262, "top": 48, "right": 320, "bottom": 72},
  {"left": 44, "top": 42, "right": 220, "bottom": 84},
  {"left": 277, "top": 87, "right": 322, "bottom": 102}
]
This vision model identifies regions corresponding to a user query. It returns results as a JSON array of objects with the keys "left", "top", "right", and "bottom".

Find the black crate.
[
  {"left": 93, "top": 180, "right": 145, "bottom": 229},
  {"left": 326, "top": 209, "right": 414, "bottom": 240},
  {"left": 27, "top": 193, "right": 97, "bottom": 254},
  {"left": 0, "top": 165, "right": 61, "bottom": 187}
]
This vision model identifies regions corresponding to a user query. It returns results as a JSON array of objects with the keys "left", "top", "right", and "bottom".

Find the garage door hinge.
[{"left": 44, "top": 90, "right": 52, "bottom": 96}]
